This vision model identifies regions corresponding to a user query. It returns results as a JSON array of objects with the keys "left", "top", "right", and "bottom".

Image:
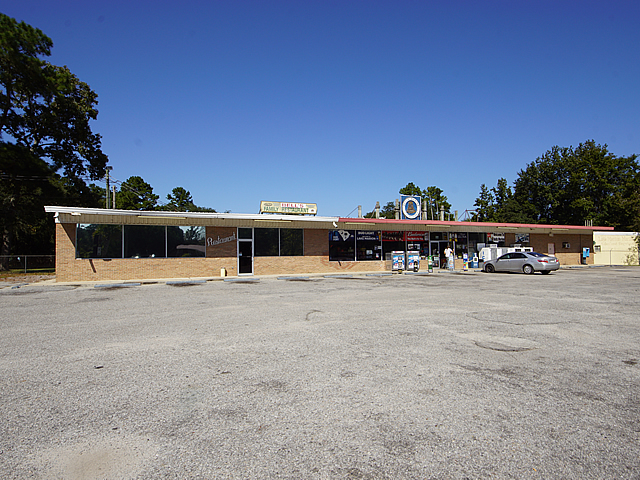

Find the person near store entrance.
[{"left": 444, "top": 244, "right": 453, "bottom": 269}]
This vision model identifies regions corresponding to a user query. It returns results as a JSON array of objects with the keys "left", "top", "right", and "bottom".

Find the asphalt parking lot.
[{"left": 1, "top": 268, "right": 639, "bottom": 479}]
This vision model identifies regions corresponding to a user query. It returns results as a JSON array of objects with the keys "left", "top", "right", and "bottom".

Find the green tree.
[
  {"left": 116, "top": 176, "right": 158, "bottom": 210},
  {"left": 0, "top": 14, "right": 108, "bottom": 267},
  {"left": 164, "top": 186, "right": 196, "bottom": 212},
  {"left": 474, "top": 184, "right": 495, "bottom": 221},
  {"left": 365, "top": 201, "right": 396, "bottom": 219},
  {"left": 513, "top": 140, "right": 640, "bottom": 229},
  {"left": 423, "top": 185, "right": 452, "bottom": 220},
  {"left": 476, "top": 177, "right": 531, "bottom": 223}
]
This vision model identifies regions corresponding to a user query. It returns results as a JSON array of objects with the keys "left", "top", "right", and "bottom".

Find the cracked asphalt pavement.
[{"left": 1, "top": 268, "right": 639, "bottom": 479}]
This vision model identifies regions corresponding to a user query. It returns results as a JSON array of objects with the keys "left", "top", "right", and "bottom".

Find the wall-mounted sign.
[
  {"left": 356, "top": 231, "right": 381, "bottom": 241},
  {"left": 400, "top": 195, "right": 421, "bottom": 220},
  {"left": 515, "top": 233, "right": 530, "bottom": 244},
  {"left": 382, "top": 231, "right": 404, "bottom": 242},
  {"left": 330, "top": 230, "right": 353, "bottom": 242},
  {"left": 207, "top": 233, "right": 236, "bottom": 246},
  {"left": 487, "top": 232, "right": 505, "bottom": 243},
  {"left": 406, "top": 231, "right": 428, "bottom": 242},
  {"left": 260, "top": 201, "right": 317, "bottom": 215}
]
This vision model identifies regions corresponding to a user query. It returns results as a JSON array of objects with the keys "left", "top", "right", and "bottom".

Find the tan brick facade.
[
  {"left": 56, "top": 224, "right": 241, "bottom": 282},
  {"left": 54, "top": 220, "right": 597, "bottom": 282},
  {"left": 54, "top": 224, "right": 390, "bottom": 281},
  {"left": 528, "top": 233, "right": 594, "bottom": 265}
]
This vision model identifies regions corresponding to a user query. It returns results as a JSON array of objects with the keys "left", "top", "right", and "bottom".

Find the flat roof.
[{"left": 44, "top": 206, "right": 613, "bottom": 233}]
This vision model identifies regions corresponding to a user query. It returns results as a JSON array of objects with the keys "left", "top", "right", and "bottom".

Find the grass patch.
[{"left": 0, "top": 268, "right": 55, "bottom": 278}]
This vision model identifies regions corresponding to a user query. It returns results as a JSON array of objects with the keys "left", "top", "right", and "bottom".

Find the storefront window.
[
  {"left": 76, "top": 224, "right": 122, "bottom": 259},
  {"left": 238, "top": 228, "right": 253, "bottom": 239},
  {"left": 167, "top": 226, "right": 205, "bottom": 257},
  {"left": 254, "top": 228, "right": 279, "bottom": 256},
  {"left": 453, "top": 232, "right": 468, "bottom": 258},
  {"left": 280, "top": 229, "right": 303, "bottom": 256},
  {"left": 407, "top": 232, "right": 428, "bottom": 257},
  {"left": 356, "top": 231, "right": 382, "bottom": 261},
  {"left": 124, "top": 225, "right": 165, "bottom": 258},
  {"left": 486, "top": 232, "right": 506, "bottom": 247},
  {"left": 329, "top": 230, "right": 355, "bottom": 261},
  {"left": 468, "top": 232, "right": 485, "bottom": 255},
  {"left": 254, "top": 228, "right": 303, "bottom": 256},
  {"left": 381, "top": 231, "right": 404, "bottom": 258}
]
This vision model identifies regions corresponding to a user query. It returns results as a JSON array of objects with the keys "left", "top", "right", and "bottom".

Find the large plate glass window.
[
  {"left": 238, "top": 228, "right": 253, "bottom": 240},
  {"left": 254, "top": 228, "right": 304, "bottom": 256},
  {"left": 356, "top": 231, "right": 382, "bottom": 260},
  {"left": 381, "top": 231, "right": 404, "bottom": 258},
  {"left": 280, "top": 229, "right": 303, "bottom": 256},
  {"left": 254, "top": 228, "right": 279, "bottom": 256},
  {"left": 468, "top": 232, "right": 485, "bottom": 256},
  {"left": 329, "top": 230, "right": 355, "bottom": 261},
  {"left": 167, "top": 226, "right": 205, "bottom": 257},
  {"left": 124, "top": 225, "right": 165, "bottom": 258},
  {"left": 454, "top": 232, "right": 468, "bottom": 258},
  {"left": 76, "top": 224, "right": 122, "bottom": 259}
]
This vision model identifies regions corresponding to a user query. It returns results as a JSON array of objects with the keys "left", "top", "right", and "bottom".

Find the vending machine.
[
  {"left": 392, "top": 251, "right": 405, "bottom": 272},
  {"left": 407, "top": 251, "right": 420, "bottom": 271}
]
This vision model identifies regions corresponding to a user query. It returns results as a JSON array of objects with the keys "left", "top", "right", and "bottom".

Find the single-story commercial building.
[{"left": 45, "top": 205, "right": 612, "bottom": 282}]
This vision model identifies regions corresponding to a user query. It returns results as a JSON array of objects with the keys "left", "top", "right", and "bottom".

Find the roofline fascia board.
[
  {"left": 337, "top": 217, "right": 614, "bottom": 231},
  {"left": 44, "top": 206, "right": 338, "bottom": 223},
  {"left": 43, "top": 206, "right": 614, "bottom": 231}
]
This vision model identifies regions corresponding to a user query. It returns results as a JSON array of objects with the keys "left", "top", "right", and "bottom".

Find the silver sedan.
[{"left": 483, "top": 251, "right": 560, "bottom": 274}]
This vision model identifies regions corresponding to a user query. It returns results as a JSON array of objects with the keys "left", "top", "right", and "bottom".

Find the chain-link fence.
[{"left": 0, "top": 255, "right": 55, "bottom": 273}]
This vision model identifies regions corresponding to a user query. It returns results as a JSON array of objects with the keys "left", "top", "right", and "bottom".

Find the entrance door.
[
  {"left": 238, "top": 240, "right": 253, "bottom": 275},
  {"left": 438, "top": 241, "right": 450, "bottom": 268},
  {"left": 430, "top": 241, "right": 440, "bottom": 268}
]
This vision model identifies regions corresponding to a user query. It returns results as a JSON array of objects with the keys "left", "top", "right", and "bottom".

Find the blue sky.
[{"left": 4, "top": 1, "right": 639, "bottom": 216}]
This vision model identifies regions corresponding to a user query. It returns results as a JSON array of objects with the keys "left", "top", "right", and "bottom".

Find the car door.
[
  {"left": 510, "top": 252, "right": 528, "bottom": 272},
  {"left": 494, "top": 253, "right": 511, "bottom": 272}
]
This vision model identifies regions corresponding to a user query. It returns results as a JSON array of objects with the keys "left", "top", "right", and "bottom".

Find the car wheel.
[
  {"left": 523, "top": 264, "right": 534, "bottom": 275},
  {"left": 485, "top": 264, "right": 495, "bottom": 273},
  {"left": 541, "top": 270, "right": 551, "bottom": 275}
]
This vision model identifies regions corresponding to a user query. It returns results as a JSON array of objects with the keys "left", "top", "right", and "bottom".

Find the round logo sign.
[{"left": 402, "top": 197, "right": 421, "bottom": 219}]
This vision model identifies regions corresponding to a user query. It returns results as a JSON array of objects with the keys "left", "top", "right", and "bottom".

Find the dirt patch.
[{"left": 0, "top": 274, "right": 55, "bottom": 284}]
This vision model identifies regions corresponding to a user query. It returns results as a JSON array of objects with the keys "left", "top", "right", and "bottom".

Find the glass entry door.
[
  {"left": 238, "top": 240, "right": 253, "bottom": 275},
  {"left": 430, "top": 241, "right": 440, "bottom": 268}
]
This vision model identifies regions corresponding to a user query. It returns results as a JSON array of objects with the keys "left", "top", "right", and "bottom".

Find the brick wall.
[
  {"left": 55, "top": 224, "right": 390, "bottom": 281},
  {"left": 529, "top": 233, "right": 593, "bottom": 265},
  {"left": 56, "top": 224, "right": 241, "bottom": 282},
  {"left": 54, "top": 223, "right": 594, "bottom": 282}
]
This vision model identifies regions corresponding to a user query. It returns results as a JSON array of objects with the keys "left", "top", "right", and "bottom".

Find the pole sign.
[
  {"left": 400, "top": 195, "right": 421, "bottom": 220},
  {"left": 260, "top": 201, "right": 317, "bottom": 215}
]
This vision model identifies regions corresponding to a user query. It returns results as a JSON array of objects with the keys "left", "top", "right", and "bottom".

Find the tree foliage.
[
  {"left": 0, "top": 13, "right": 108, "bottom": 265},
  {"left": 473, "top": 178, "right": 532, "bottom": 223},
  {"left": 116, "top": 176, "right": 159, "bottom": 210},
  {"left": 474, "top": 141, "right": 640, "bottom": 229},
  {"left": 164, "top": 187, "right": 196, "bottom": 212},
  {"left": 0, "top": 14, "right": 108, "bottom": 180},
  {"left": 513, "top": 140, "right": 639, "bottom": 229}
]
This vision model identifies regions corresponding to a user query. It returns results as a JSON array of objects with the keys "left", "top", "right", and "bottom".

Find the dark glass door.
[{"left": 238, "top": 240, "right": 253, "bottom": 275}]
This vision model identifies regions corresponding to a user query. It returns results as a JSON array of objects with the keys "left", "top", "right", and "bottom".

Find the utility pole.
[{"left": 105, "top": 166, "right": 113, "bottom": 209}]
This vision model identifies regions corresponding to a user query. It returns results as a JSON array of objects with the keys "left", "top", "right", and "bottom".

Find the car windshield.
[{"left": 527, "top": 252, "right": 547, "bottom": 257}]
